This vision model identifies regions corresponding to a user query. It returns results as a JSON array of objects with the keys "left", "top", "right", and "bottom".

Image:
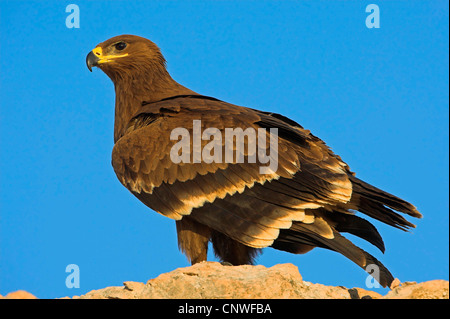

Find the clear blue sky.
[{"left": 0, "top": 1, "right": 448, "bottom": 298}]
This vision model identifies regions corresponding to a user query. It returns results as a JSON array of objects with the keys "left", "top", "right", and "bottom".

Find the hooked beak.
[
  {"left": 86, "top": 46, "right": 129, "bottom": 72},
  {"left": 86, "top": 50, "right": 100, "bottom": 72}
]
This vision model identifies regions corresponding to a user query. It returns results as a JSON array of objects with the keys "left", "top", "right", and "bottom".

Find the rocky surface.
[
  {"left": 0, "top": 290, "right": 37, "bottom": 299},
  {"left": 1, "top": 262, "right": 448, "bottom": 299}
]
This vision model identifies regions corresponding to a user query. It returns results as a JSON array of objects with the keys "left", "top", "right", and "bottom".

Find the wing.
[{"left": 112, "top": 95, "right": 354, "bottom": 248}]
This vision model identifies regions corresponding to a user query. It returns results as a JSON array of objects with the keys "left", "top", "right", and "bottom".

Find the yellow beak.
[{"left": 86, "top": 47, "right": 128, "bottom": 72}]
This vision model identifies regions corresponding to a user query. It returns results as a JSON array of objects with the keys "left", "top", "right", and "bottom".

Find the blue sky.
[{"left": 0, "top": 1, "right": 448, "bottom": 298}]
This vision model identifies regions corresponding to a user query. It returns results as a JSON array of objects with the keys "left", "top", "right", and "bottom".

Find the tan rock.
[
  {"left": 0, "top": 290, "right": 37, "bottom": 299},
  {"left": 3, "top": 263, "right": 448, "bottom": 299},
  {"left": 384, "top": 280, "right": 449, "bottom": 299},
  {"left": 73, "top": 263, "right": 448, "bottom": 299},
  {"left": 77, "top": 262, "right": 307, "bottom": 299},
  {"left": 353, "top": 288, "right": 383, "bottom": 299},
  {"left": 72, "top": 262, "right": 366, "bottom": 299}
]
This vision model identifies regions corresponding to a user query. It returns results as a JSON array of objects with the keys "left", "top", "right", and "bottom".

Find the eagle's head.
[
  {"left": 86, "top": 34, "right": 166, "bottom": 82},
  {"left": 85, "top": 34, "right": 196, "bottom": 142}
]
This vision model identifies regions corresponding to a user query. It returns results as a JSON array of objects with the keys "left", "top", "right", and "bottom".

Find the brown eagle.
[{"left": 86, "top": 35, "right": 421, "bottom": 288}]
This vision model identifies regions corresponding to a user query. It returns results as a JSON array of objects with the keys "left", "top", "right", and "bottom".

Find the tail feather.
[
  {"left": 273, "top": 222, "right": 394, "bottom": 288},
  {"left": 326, "top": 212, "right": 385, "bottom": 253},
  {"left": 349, "top": 175, "right": 422, "bottom": 231},
  {"left": 350, "top": 175, "right": 422, "bottom": 218},
  {"left": 359, "top": 197, "right": 416, "bottom": 231}
]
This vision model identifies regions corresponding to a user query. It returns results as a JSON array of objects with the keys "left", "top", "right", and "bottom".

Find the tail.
[
  {"left": 273, "top": 222, "right": 395, "bottom": 288},
  {"left": 349, "top": 175, "right": 422, "bottom": 231},
  {"left": 271, "top": 178, "right": 422, "bottom": 288}
]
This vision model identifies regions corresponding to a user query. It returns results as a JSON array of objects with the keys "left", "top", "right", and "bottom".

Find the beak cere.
[{"left": 86, "top": 51, "right": 100, "bottom": 72}]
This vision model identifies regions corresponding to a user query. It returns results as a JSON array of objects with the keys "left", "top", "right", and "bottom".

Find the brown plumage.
[{"left": 86, "top": 34, "right": 422, "bottom": 288}]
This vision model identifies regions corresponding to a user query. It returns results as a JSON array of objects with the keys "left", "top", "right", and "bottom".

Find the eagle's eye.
[{"left": 115, "top": 42, "right": 127, "bottom": 51}]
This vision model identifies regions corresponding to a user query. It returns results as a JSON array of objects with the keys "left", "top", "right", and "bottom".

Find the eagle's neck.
[{"left": 112, "top": 69, "right": 196, "bottom": 143}]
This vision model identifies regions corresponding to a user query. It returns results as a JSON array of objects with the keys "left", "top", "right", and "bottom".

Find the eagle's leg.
[
  {"left": 210, "top": 230, "right": 261, "bottom": 265},
  {"left": 176, "top": 217, "right": 211, "bottom": 265}
]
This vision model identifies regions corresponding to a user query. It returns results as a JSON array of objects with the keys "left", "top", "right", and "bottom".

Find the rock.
[
  {"left": 352, "top": 287, "right": 383, "bottom": 299},
  {"left": 0, "top": 290, "right": 37, "bottom": 299},
  {"left": 383, "top": 280, "right": 449, "bottom": 299},
  {"left": 74, "top": 262, "right": 307, "bottom": 299},
  {"left": 390, "top": 278, "right": 401, "bottom": 290},
  {"left": 70, "top": 262, "right": 449, "bottom": 299},
  {"left": 3, "top": 263, "right": 449, "bottom": 299}
]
